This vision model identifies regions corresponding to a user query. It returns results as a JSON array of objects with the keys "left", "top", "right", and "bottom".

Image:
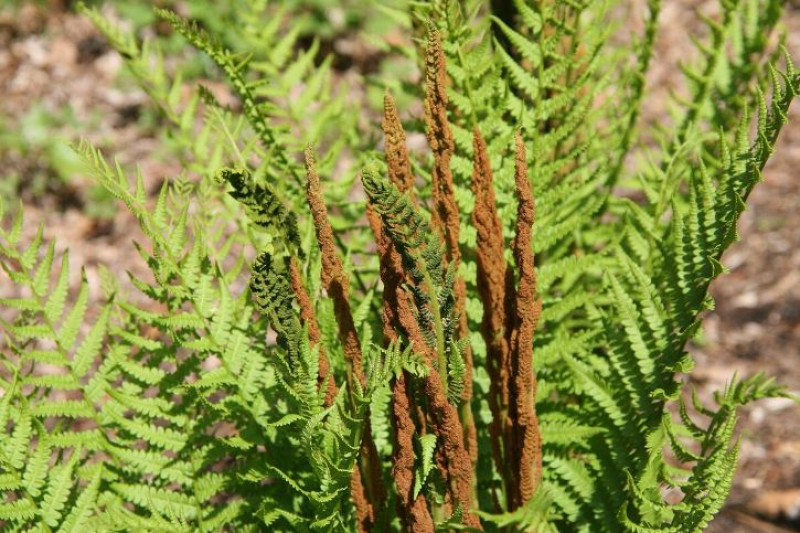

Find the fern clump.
[{"left": 1, "top": 1, "right": 799, "bottom": 531}]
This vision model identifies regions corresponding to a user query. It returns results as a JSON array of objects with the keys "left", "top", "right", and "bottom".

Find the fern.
[{"left": 2, "top": 1, "right": 799, "bottom": 531}]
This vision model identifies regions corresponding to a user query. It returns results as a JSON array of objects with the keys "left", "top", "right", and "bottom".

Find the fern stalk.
[
  {"left": 470, "top": 127, "right": 516, "bottom": 504},
  {"left": 288, "top": 255, "right": 338, "bottom": 406},
  {"left": 305, "top": 149, "right": 366, "bottom": 390},
  {"left": 304, "top": 149, "right": 386, "bottom": 532},
  {"left": 508, "top": 132, "right": 543, "bottom": 506},
  {"left": 424, "top": 26, "right": 478, "bottom": 470},
  {"left": 367, "top": 109, "right": 440, "bottom": 530}
]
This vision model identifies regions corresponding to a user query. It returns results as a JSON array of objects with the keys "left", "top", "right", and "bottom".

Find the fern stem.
[
  {"left": 383, "top": 92, "right": 417, "bottom": 197},
  {"left": 470, "top": 127, "right": 515, "bottom": 503},
  {"left": 210, "top": 104, "right": 247, "bottom": 167},
  {"left": 288, "top": 256, "right": 338, "bottom": 406},
  {"left": 508, "top": 132, "right": 543, "bottom": 506},
  {"left": 305, "top": 148, "right": 389, "bottom": 530},
  {"left": 305, "top": 148, "right": 366, "bottom": 389},
  {"left": 424, "top": 267, "right": 449, "bottom": 397},
  {"left": 392, "top": 374, "right": 436, "bottom": 532}
]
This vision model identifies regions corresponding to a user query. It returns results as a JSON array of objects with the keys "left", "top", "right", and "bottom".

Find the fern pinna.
[{"left": 2, "top": 1, "right": 800, "bottom": 532}]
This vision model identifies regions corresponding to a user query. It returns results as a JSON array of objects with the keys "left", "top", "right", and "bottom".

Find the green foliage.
[{"left": 2, "top": 1, "right": 799, "bottom": 531}]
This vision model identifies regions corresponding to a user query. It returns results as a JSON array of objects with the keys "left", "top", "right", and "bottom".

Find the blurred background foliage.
[{"left": 0, "top": 0, "right": 416, "bottom": 218}]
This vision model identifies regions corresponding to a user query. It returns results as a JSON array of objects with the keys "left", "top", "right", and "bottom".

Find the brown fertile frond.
[
  {"left": 424, "top": 24, "right": 458, "bottom": 260},
  {"left": 508, "top": 132, "right": 543, "bottom": 506},
  {"left": 305, "top": 147, "right": 365, "bottom": 388},
  {"left": 471, "top": 129, "right": 511, "bottom": 356},
  {"left": 350, "top": 467, "right": 374, "bottom": 533},
  {"left": 360, "top": 425, "right": 386, "bottom": 531},
  {"left": 383, "top": 93, "right": 416, "bottom": 198},
  {"left": 394, "top": 286, "right": 433, "bottom": 448},
  {"left": 396, "top": 287, "right": 437, "bottom": 366},
  {"left": 394, "top": 287, "right": 482, "bottom": 530},
  {"left": 423, "top": 368, "right": 483, "bottom": 530},
  {"left": 367, "top": 205, "right": 406, "bottom": 346},
  {"left": 471, "top": 127, "right": 515, "bottom": 496},
  {"left": 374, "top": 95, "right": 417, "bottom": 346},
  {"left": 366, "top": 200, "right": 427, "bottom": 528},
  {"left": 424, "top": 24, "right": 453, "bottom": 157},
  {"left": 369, "top": 206, "right": 438, "bottom": 529},
  {"left": 305, "top": 148, "right": 349, "bottom": 295},
  {"left": 306, "top": 148, "right": 378, "bottom": 530},
  {"left": 288, "top": 256, "right": 337, "bottom": 407},
  {"left": 392, "top": 374, "right": 435, "bottom": 533},
  {"left": 422, "top": 27, "right": 476, "bottom": 465}
]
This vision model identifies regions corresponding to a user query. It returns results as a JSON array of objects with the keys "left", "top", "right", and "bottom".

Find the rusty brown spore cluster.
[
  {"left": 358, "top": 26, "right": 544, "bottom": 531},
  {"left": 282, "top": 24, "right": 543, "bottom": 532}
]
